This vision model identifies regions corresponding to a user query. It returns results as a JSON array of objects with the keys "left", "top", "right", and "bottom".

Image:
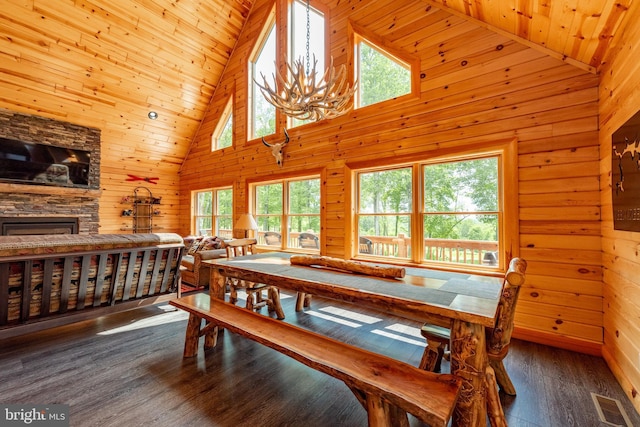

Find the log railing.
[{"left": 0, "top": 233, "right": 184, "bottom": 334}]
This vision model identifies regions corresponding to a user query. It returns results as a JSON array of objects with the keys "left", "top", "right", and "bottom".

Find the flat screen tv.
[{"left": 0, "top": 137, "right": 91, "bottom": 188}]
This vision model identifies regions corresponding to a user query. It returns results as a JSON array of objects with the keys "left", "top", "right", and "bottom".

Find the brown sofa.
[{"left": 180, "top": 236, "right": 228, "bottom": 288}]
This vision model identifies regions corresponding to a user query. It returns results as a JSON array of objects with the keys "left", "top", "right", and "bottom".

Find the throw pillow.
[
  {"left": 187, "top": 237, "right": 203, "bottom": 255},
  {"left": 200, "top": 236, "right": 223, "bottom": 251}
]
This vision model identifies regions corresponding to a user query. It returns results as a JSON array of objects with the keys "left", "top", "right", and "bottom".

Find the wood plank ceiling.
[
  {"left": 423, "top": 0, "right": 633, "bottom": 73},
  {"left": 0, "top": 0, "right": 632, "bottom": 187}
]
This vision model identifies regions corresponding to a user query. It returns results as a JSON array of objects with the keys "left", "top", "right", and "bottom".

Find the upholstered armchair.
[{"left": 180, "top": 236, "right": 228, "bottom": 289}]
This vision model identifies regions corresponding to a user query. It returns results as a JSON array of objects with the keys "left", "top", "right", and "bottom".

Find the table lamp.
[{"left": 236, "top": 213, "right": 258, "bottom": 238}]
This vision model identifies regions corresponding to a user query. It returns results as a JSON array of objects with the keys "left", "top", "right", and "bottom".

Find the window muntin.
[
  {"left": 212, "top": 98, "right": 233, "bottom": 150},
  {"left": 193, "top": 188, "right": 233, "bottom": 238},
  {"left": 356, "top": 39, "right": 411, "bottom": 108},
  {"left": 250, "top": 21, "right": 276, "bottom": 139},
  {"left": 252, "top": 177, "right": 321, "bottom": 250},
  {"left": 355, "top": 154, "right": 503, "bottom": 269}
]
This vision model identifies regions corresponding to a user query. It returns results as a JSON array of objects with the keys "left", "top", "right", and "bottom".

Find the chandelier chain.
[{"left": 305, "top": 0, "right": 310, "bottom": 75}]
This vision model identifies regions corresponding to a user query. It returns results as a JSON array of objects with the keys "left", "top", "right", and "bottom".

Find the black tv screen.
[{"left": 0, "top": 137, "right": 91, "bottom": 187}]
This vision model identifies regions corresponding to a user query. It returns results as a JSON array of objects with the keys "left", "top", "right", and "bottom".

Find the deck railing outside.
[
  {"left": 360, "top": 234, "right": 498, "bottom": 266},
  {"left": 212, "top": 230, "right": 497, "bottom": 265},
  {"left": 256, "top": 231, "right": 319, "bottom": 249}
]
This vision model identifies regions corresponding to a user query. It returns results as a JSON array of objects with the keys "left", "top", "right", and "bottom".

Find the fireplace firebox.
[{"left": 0, "top": 217, "right": 79, "bottom": 236}]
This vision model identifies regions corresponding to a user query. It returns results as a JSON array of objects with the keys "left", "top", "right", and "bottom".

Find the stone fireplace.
[{"left": 0, "top": 109, "right": 101, "bottom": 234}]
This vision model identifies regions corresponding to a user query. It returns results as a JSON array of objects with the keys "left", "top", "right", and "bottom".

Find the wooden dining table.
[{"left": 205, "top": 252, "right": 505, "bottom": 427}]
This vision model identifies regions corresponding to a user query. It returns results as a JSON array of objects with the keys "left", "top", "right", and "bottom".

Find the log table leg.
[
  {"left": 449, "top": 320, "right": 488, "bottom": 427},
  {"left": 209, "top": 266, "right": 226, "bottom": 301}
]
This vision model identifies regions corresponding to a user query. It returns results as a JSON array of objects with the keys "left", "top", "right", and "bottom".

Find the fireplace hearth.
[{"left": 0, "top": 217, "right": 79, "bottom": 236}]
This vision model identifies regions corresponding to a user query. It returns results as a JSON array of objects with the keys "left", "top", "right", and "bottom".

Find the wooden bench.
[{"left": 170, "top": 293, "right": 462, "bottom": 427}]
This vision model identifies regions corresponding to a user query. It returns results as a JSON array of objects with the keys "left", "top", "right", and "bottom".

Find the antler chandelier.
[{"left": 255, "top": 0, "right": 356, "bottom": 121}]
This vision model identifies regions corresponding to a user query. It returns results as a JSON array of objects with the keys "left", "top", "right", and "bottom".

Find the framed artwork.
[{"left": 612, "top": 110, "right": 640, "bottom": 231}]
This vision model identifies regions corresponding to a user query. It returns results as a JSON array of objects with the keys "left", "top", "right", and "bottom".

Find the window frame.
[
  {"left": 249, "top": 174, "right": 322, "bottom": 252},
  {"left": 351, "top": 27, "right": 420, "bottom": 110},
  {"left": 248, "top": 9, "right": 277, "bottom": 140},
  {"left": 211, "top": 97, "right": 233, "bottom": 151},
  {"left": 350, "top": 140, "right": 518, "bottom": 274},
  {"left": 192, "top": 187, "right": 233, "bottom": 239}
]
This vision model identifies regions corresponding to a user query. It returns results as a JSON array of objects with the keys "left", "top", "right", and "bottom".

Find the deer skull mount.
[{"left": 263, "top": 128, "right": 289, "bottom": 167}]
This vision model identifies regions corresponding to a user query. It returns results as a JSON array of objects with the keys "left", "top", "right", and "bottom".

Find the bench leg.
[
  {"left": 365, "top": 394, "right": 409, "bottom": 427},
  {"left": 203, "top": 323, "right": 219, "bottom": 350},
  {"left": 184, "top": 313, "right": 202, "bottom": 358},
  {"left": 348, "top": 385, "right": 409, "bottom": 427}
]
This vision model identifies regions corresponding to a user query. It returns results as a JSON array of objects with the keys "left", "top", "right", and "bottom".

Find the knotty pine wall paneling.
[
  {"left": 0, "top": 0, "right": 253, "bottom": 234},
  {"left": 598, "top": 0, "right": 640, "bottom": 413},
  {"left": 179, "top": 0, "right": 602, "bottom": 354}
]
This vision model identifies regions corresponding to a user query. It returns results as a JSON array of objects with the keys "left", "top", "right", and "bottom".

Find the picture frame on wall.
[{"left": 612, "top": 110, "right": 640, "bottom": 232}]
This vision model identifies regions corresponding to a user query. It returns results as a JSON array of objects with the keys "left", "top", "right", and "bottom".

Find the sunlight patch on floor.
[
  {"left": 384, "top": 323, "right": 423, "bottom": 339},
  {"left": 318, "top": 306, "right": 382, "bottom": 324},
  {"left": 370, "top": 329, "right": 426, "bottom": 346},
  {"left": 97, "top": 309, "right": 188, "bottom": 335},
  {"left": 305, "top": 310, "right": 363, "bottom": 327}
]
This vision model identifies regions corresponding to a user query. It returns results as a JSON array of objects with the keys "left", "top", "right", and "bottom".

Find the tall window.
[
  {"left": 250, "top": 17, "right": 276, "bottom": 139},
  {"left": 289, "top": 0, "right": 325, "bottom": 127},
  {"left": 212, "top": 98, "right": 233, "bottom": 150},
  {"left": 355, "top": 38, "right": 411, "bottom": 108},
  {"left": 355, "top": 149, "right": 510, "bottom": 270},
  {"left": 358, "top": 167, "right": 412, "bottom": 257},
  {"left": 193, "top": 188, "right": 233, "bottom": 238},
  {"left": 252, "top": 176, "right": 321, "bottom": 250},
  {"left": 423, "top": 157, "right": 499, "bottom": 266}
]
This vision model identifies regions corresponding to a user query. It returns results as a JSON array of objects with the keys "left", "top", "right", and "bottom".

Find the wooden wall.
[
  {"left": 599, "top": 0, "right": 640, "bottom": 413},
  {"left": 179, "top": 0, "right": 603, "bottom": 354},
  {"left": 0, "top": 0, "right": 252, "bottom": 234}
]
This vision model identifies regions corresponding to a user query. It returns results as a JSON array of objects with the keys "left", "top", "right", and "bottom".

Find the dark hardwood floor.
[{"left": 1, "top": 290, "right": 638, "bottom": 427}]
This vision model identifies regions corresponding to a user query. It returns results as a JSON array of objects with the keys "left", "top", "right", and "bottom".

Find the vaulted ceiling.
[
  {"left": 0, "top": 0, "right": 633, "bottom": 175},
  {"left": 424, "top": 0, "right": 633, "bottom": 73}
]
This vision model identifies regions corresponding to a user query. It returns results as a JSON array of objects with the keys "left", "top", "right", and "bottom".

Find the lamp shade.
[{"left": 236, "top": 213, "right": 258, "bottom": 231}]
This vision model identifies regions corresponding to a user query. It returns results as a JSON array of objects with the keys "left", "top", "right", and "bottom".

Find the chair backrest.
[
  {"left": 298, "top": 232, "right": 319, "bottom": 249},
  {"left": 359, "top": 236, "right": 373, "bottom": 254},
  {"left": 486, "top": 257, "right": 527, "bottom": 356},
  {"left": 225, "top": 238, "right": 257, "bottom": 259},
  {"left": 264, "top": 232, "right": 282, "bottom": 246}
]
